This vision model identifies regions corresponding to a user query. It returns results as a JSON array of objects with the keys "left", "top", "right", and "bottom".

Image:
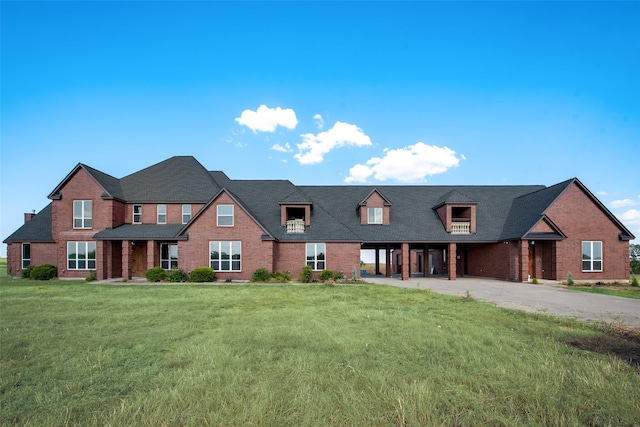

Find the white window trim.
[
  {"left": 22, "top": 243, "right": 31, "bottom": 269},
  {"left": 306, "top": 242, "right": 326, "bottom": 271},
  {"left": 133, "top": 205, "right": 142, "bottom": 224},
  {"left": 582, "top": 241, "right": 603, "bottom": 272},
  {"left": 67, "top": 241, "right": 96, "bottom": 270},
  {"left": 182, "top": 204, "right": 191, "bottom": 224},
  {"left": 209, "top": 241, "right": 242, "bottom": 271},
  {"left": 157, "top": 204, "right": 166, "bottom": 224},
  {"left": 73, "top": 200, "right": 92, "bottom": 229},
  {"left": 217, "top": 205, "right": 234, "bottom": 227},
  {"left": 160, "top": 243, "right": 178, "bottom": 270},
  {"left": 368, "top": 207, "right": 383, "bottom": 224}
]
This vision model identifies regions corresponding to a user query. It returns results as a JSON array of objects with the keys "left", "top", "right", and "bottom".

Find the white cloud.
[
  {"left": 313, "top": 113, "right": 324, "bottom": 129},
  {"left": 271, "top": 142, "right": 293, "bottom": 153},
  {"left": 619, "top": 209, "right": 640, "bottom": 239},
  {"left": 235, "top": 105, "right": 298, "bottom": 133},
  {"left": 345, "top": 142, "right": 463, "bottom": 183},
  {"left": 610, "top": 198, "right": 636, "bottom": 208},
  {"left": 294, "top": 121, "right": 372, "bottom": 165}
]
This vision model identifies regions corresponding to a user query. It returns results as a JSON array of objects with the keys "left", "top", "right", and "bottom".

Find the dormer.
[
  {"left": 433, "top": 190, "right": 477, "bottom": 234},
  {"left": 280, "top": 190, "right": 313, "bottom": 233},
  {"left": 359, "top": 189, "right": 392, "bottom": 225}
]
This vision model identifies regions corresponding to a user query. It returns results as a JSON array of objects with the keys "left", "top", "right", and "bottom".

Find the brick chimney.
[{"left": 24, "top": 211, "right": 36, "bottom": 223}]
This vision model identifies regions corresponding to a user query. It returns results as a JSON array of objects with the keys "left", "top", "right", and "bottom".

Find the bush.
[
  {"left": 145, "top": 267, "right": 167, "bottom": 282},
  {"left": 333, "top": 270, "right": 344, "bottom": 281},
  {"left": 270, "top": 270, "right": 291, "bottom": 283},
  {"left": 251, "top": 268, "right": 271, "bottom": 282},
  {"left": 319, "top": 269, "right": 333, "bottom": 281},
  {"left": 567, "top": 271, "right": 574, "bottom": 286},
  {"left": 21, "top": 265, "right": 34, "bottom": 279},
  {"left": 299, "top": 265, "right": 313, "bottom": 283},
  {"left": 631, "top": 275, "right": 639, "bottom": 287},
  {"left": 30, "top": 264, "right": 57, "bottom": 281},
  {"left": 85, "top": 270, "right": 97, "bottom": 282},
  {"left": 190, "top": 267, "right": 215, "bottom": 282},
  {"left": 168, "top": 269, "right": 189, "bottom": 282}
]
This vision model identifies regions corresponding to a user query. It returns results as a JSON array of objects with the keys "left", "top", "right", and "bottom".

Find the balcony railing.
[
  {"left": 451, "top": 221, "right": 470, "bottom": 234},
  {"left": 286, "top": 219, "right": 305, "bottom": 233}
]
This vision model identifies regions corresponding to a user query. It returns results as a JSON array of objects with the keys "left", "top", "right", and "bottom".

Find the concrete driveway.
[{"left": 365, "top": 275, "right": 640, "bottom": 327}]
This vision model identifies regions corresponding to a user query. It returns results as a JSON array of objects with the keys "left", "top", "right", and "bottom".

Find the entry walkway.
[{"left": 365, "top": 275, "right": 640, "bottom": 327}]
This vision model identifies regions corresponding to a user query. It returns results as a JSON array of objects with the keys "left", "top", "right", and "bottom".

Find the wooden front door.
[{"left": 132, "top": 244, "right": 146, "bottom": 277}]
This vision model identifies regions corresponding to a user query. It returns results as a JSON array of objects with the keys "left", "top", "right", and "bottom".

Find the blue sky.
[{"left": 2, "top": 1, "right": 639, "bottom": 256}]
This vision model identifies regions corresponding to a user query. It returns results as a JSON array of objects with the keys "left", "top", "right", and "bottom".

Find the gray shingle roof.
[
  {"left": 120, "top": 156, "right": 220, "bottom": 202},
  {"left": 93, "top": 224, "right": 186, "bottom": 240},
  {"left": 3, "top": 204, "right": 54, "bottom": 243},
  {"left": 12, "top": 157, "right": 633, "bottom": 246}
]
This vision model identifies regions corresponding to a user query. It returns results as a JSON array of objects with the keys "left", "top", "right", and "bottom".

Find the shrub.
[
  {"left": 190, "top": 267, "right": 215, "bottom": 282},
  {"left": 251, "top": 268, "right": 271, "bottom": 282},
  {"left": 168, "top": 269, "right": 189, "bottom": 282},
  {"left": 299, "top": 265, "right": 313, "bottom": 283},
  {"left": 631, "top": 275, "right": 639, "bottom": 287},
  {"left": 567, "top": 271, "right": 574, "bottom": 286},
  {"left": 85, "top": 270, "right": 97, "bottom": 282},
  {"left": 333, "top": 270, "right": 344, "bottom": 281},
  {"left": 145, "top": 267, "right": 167, "bottom": 282},
  {"left": 270, "top": 270, "right": 291, "bottom": 283},
  {"left": 319, "top": 269, "right": 333, "bottom": 281},
  {"left": 21, "top": 265, "right": 34, "bottom": 279},
  {"left": 30, "top": 264, "right": 57, "bottom": 281},
  {"left": 531, "top": 277, "right": 538, "bottom": 284}
]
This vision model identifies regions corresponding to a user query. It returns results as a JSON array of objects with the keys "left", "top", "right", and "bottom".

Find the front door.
[{"left": 132, "top": 244, "right": 146, "bottom": 277}]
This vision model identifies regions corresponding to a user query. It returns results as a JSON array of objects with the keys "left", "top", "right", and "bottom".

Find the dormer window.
[
  {"left": 280, "top": 202, "right": 312, "bottom": 233},
  {"left": 359, "top": 189, "right": 391, "bottom": 225},
  {"left": 368, "top": 207, "right": 383, "bottom": 224},
  {"left": 433, "top": 190, "right": 477, "bottom": 235}
]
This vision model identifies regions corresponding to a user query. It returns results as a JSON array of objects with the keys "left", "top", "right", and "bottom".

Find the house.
[{"left": 4, "top": 156, "right": 635, "bottom": 282}]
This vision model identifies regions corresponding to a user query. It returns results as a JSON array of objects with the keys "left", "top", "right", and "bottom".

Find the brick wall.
[
  {"left": 545, "top": 183, "right": 630, "bottom": 281},
  {"left": 179, "top": 192, "right": 274, "bottom": 280}
]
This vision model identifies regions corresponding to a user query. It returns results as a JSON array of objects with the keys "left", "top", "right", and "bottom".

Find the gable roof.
[
  {"left": 359, "top": 188, "right": 392, "bottom": 206},
  {"left": 3, "top": 204, "right": 54, "bottom": 243}
]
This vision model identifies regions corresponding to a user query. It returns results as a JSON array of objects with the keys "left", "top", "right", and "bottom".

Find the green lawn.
[
  {"left": 1, "top": 278, "right": 639, "bottom": 426},
  {"left": 567, "top": 284, "right": 640, "bottom": 299}
]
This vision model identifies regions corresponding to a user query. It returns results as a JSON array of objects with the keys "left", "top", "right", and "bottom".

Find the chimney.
[{"left": 24, "top": 210, "right": 36, "bottom": 223}]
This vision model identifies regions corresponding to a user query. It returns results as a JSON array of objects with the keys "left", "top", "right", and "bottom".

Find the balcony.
[
  {"left": 451, "top": 219, "right": 470, "bottom": 234},
  {"left": 286, "top": 219, "right": 305, "bottom": 233}
]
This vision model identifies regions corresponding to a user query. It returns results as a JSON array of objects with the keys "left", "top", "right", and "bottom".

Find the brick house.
[{"left": 4, "top": 156, "right": 635, "bottom": 282}]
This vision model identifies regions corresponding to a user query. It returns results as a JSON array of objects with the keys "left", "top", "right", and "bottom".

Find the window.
[
  {"left": 368, "top": 207, "right": 382, "bottom": 224},
  {"left": 68, "top": 241, "right": 96, "bottom": 270},
  {"left": 217, "top": 205, "right": 234, "bottom": 226},
  {"left": 157, "top": 204, "right": 166, "bottom": 224},
  {"left": 133, "top": 205, "right": 142, "bottom": 224},
  {"left": 182, "top": 205, "right": 191, "bottom": 224},
  {"left": 306, "top": 243, "right": 326, "bottom": 271},
  {"left": 582, "top": 241, "right": 602, "bottom": 272},
  {"left": 210, "top": 241, "right": 241, "bottom": 271},
  {"left": 22, "top": 243, "right": 31, "bottom": 269},
  {"left": 160, "top": 243, "right": 178, "bottom": 269},
  {"left": 73, "top": 200, "right": 92, "bottom": 228}
]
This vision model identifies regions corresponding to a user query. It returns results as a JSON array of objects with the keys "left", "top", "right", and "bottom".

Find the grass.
[
  {"left": 1, "top": 277, "right": 639, "bottom": 426},
  {"left": 566, "top": 283, "right": 640, "bottom": 299}
]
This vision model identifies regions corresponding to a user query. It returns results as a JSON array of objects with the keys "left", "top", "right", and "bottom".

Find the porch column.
[
  {"left": 520, "top": 240, "right": 529, "bottom": 282},
  {"left": 385, "top": 245, "right": 392, "bottom": 277},
  {"left": 97, "top": 241, "right": 108, "bottom": 280},
  {"left": 423, "top": 244, "right": 430, "bottom": 277},
  {"left": 122, "top": 241, "right": 132, "bottom": 280},
  {"left": 375, "top": 247, "right": 381, "bottom": 275},
  {"left": 147, "top": 241, "right": 156, "bottom": 272},
  {"left": 448, "top": 243, "right": 457, "bottom": 281},
  {"left": 402, "top": 242, "right": 410, "bottom": 280}
]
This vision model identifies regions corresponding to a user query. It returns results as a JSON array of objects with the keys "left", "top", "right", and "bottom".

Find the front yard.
[{"left": 1, "top": 277, "right": 639, "bottom": 426}]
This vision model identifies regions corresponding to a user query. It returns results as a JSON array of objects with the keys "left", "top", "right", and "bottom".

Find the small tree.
[{"left": 299, "top": 265, "right": 313, "bottom": 283}]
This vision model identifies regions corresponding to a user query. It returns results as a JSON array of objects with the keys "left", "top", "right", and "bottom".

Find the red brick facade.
[{"left": 4, "top": 164, "right": 633, "bottom": 283}]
